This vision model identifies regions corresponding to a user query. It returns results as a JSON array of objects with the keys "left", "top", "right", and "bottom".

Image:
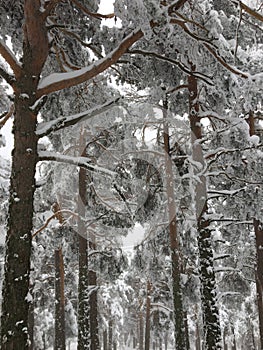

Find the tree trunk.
[
  {"left": 88, "top": 257, "right": 99, "bottom": 350},
  {"left": 103, "top": 330, "right": 108, "bottom": 350},
  {"left": 231, "top": 326, "right": 237, "bottom": 350},
  {"left": 109, "top": 318, "right": 113, "bottom": 350},
  {"left": 195, "top": 321, "right": 201, "bottom": 350},
  {"left": 0, "top": 1, "right": 49, "bottom": 348},
  {"left": 163, "top": 97, "right": 186, "bottom": 349},
  {"left": 164, "top": 333, "right": 168, "bottom": 350},
  {"left": 133, "top": 335, "right": 137, "bottom": 349},
  {"left": 159, "top": 337, "right": 163, "bottom": 350},
  {"left": 54, "top": 247, "right": 66, "bottom": 350},
  {"left": 144, "top": 281, "right": 151, "bottom": 350},
  {"left": 188, "top": 71, "right": 222, "bottom": 350},
  {"left": 28, "top": 284, "right": 34, "bottom": 350},
  {"left": 255, "top": 219, "right": 263, "bottom": 350},
  {"left": 139, "top": 303, "right": 144, "bottom": 350},
  {"left": 78, "top": 131, "right": 90, "bottom": 350},
  {"left": 184, "top": 311, "right": 190, "bottom": 350},
  {"left": 223, "top": 327, "right": 228, "bottom": 350},
  {"left": 0, "top": 73, "right": 38, "bottom": 350},
  {"left": 247, "top": 112, "right": 263, "bottom": 350}
]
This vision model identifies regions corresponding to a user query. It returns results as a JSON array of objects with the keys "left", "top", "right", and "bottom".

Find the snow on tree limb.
[
  {"left": 0, "top": 38, "right": 21, "bottom": 78},
  {"left": 36, "top": 97, "right": 121, "bottom": 137},
  {"left": 36, "top": 29, "right": 143, "bottom": 97},
  {"left": 36, "top": 5, "right": 254, "bottom": 98},
  {"left": 38, "top": 151, "right": 117, "bottom": 177}
]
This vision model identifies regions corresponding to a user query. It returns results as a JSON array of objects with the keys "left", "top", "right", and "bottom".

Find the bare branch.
[
  {"left": 0, "top": 65, "right": 15, "bottom": 86},
  {"left": 231, "top": 0, "right": 263, "bottom": 22},
  {"left": 70, "top": 0, "right": 115, "bottom": 20},
  {"left": 32, "top": 209, "right": 78, "bottom": 238},
  {"left": 170, "top": 17, "right": 249, "bottom": 78},
  {"left": 59, "top": 28, "right": 103, "bottom": 58},
  {"left": 43, "top": 0, "right": 62, "bottom": 18},
  {"left": 0, "top": 39, "right": 21, "bottom": 78},
  {"left": 168, "top": 0, "right": 189, "bottom": 14},
  {"left": 0, "top": 104, "right": 14, "bottom": 129},
  {"left": 203, "top": 43, "right": 248, "bottom": 78},
  {"left": 128, "top": 49, "right": 214, "bottom": 85}
]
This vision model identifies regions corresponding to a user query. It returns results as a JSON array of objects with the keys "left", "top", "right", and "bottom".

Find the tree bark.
[
  {"left": 28, "top": 284, "right": 34, "bottom": 350},
  {"left": 231, "top": 326, "right": 237, "bottom": 350},
  {"left": 0, "top": 1, "right": 49, "bottom": 348},
  {"left": 139, "top": 302, "right": 144, "bottom": 350},
  {"left": 184, "top": 311, "right": 190, "bottom": 350},
  {"left": 109, "top": 318, "right": 113, "bottom": 350},
  {"left": 255, "top": 219, "right": 263, "bottom": 350},
  {"left": 77, "top": 131, "right": 90, "bottom": 350},
  {"left": 195, "top": 321, "right": 201, "bottom": 350},
  {"left": 52, "top": 203, "right": 66, "bottom": 350},
  {"left": 103, "top": 330, "right": 108, "bottom": 350},
  {"left": 247, "top": 112, "right": 263, "bottom": 350},
  {"left": 88, "top": 248, "right": 99, "bottom": 350},
  {"left": 144, "top": 281, "right": 151, "bottom": 350},
  {"left": 163, "top": 97, "right": 186, "bottom": 349},
  {"left": 54, "top": 247, "right": 66, "bottom": 350},
  {"left": 188, "top": 71, "right": 222, "bottom": 350}
]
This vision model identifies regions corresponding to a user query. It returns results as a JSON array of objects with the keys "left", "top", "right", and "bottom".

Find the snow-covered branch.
[
  {"left": 36, "top": 29, "right": 143, "bottom": 97},
  {"left": 36, "top": 97, "right": 121, "bottom": 137},
  {"left": 208, "top": 187, "right": 246, "bottom": 197},
  {"left": 38, "top": 151, "right": 116, "bottom": 177}
]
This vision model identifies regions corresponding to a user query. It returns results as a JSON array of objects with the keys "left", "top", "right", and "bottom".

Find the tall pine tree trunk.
[
  {"left": 77, "top": 130, "right": 99, "bottom": 349},
  {"left": 108, "top": 318, "right": 113, "bottom": 350},
  {"left": 0, "top": 1, "right": 48, "bottom": 347},
  {"left": 188, "top": 70, "right": 221, "bottom": 349},
  {"left": 247, "top": 111, "right": 263, "bottom": 349},
  {"left": 78, "top": 131, "right": 90, "bottom": 350},
  {"left": 52, "top": 203, "right": 66, "bottom": 350},
  {"left": 54, "top": 247, "right": 66, "bottom": 350},
  {"left": 139, "top": 301, "right": 144, "bottom": 350},
  {"left": 144, "top": 281, "right": 151, "bottom": 350},
  {"left": 88, "top": 238, "right": 99, "bottom": 350},
  {"left": 255, "top": 219, "right": 263, "bottom": 350},
  {"left": 163, "top": 97, "right": 186, "bottom": 349},
  {"left": 103, "top": 330, "right": 108, "bottom": 350}
]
